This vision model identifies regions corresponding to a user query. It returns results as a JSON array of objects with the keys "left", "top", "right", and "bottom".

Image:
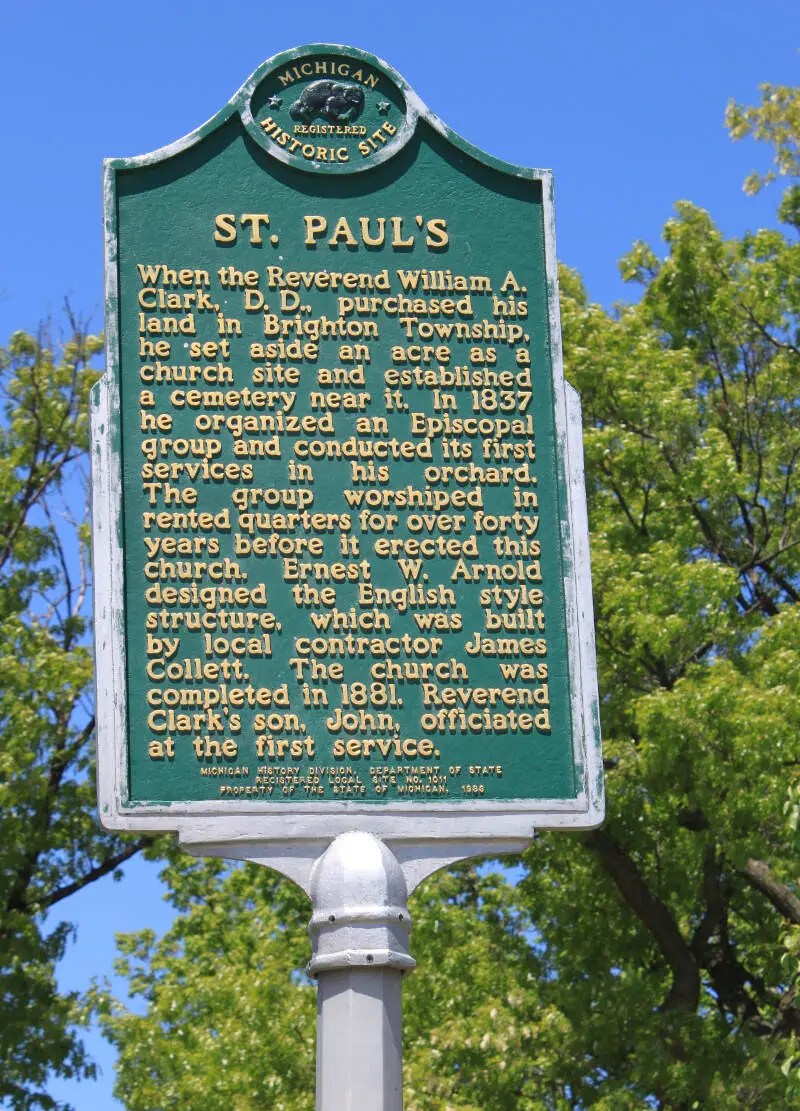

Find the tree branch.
[
  {"left": 739, "top": 859, "right": 800, "bottom": 925},
  {"left": 38, "top": 838, "right": 154, "bottom": 912},
  {"left": 586, "top": 830, "right": 700, "bottom": 1012},
  {"left": 738, "top": 299, "right": 800, "bottom": 358}
]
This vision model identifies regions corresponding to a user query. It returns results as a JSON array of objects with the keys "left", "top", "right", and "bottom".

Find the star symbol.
[
  {"left": 268, "top": 95, "right": 282, "bottom": 109},
  {"left": 377, "top": 101, "right": 390, "bottom": 115}
]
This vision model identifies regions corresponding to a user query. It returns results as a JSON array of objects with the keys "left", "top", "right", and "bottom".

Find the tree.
[
  {"left": 519, "top": 206, "right": 799, "bottom": 1105},
  {"left": 94, "top": 856, "right": 564, "bottom": 1111},
  {"left": 725, "top": 79, "right": 800, "bottom": 198},
  {"left": 512, "top": 79, "right": 800, "bottom": 1106},
  {"left": 0, "top": 322, "right": 153, "bottom": 1110},
  {"left": 96, "top": 82, "right": 799, "bottom": 1108},
  {"left": 91, "top": 856, "right": 316, "bottom": 1111}
]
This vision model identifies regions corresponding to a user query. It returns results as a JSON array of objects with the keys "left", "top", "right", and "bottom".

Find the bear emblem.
[{"left": 289, "top": 80, "right": 365, "bottom": 125}]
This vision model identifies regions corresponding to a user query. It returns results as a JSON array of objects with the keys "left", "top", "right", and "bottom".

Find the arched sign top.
[{"left": 109, "top": 43, "right": 546, "bottom": 183}]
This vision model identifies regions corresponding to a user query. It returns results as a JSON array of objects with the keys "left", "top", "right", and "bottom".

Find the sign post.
[
  {"left": 93, "top": 43, "right": 603, "bottom": 1107},
  {"left": 309, "top": 831, "right": 411, "bottom": 1111}
]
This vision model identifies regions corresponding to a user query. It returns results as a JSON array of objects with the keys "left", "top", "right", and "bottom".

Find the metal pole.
[{"left": 308, "top": 831, "right": 415, "bottom": 1111}]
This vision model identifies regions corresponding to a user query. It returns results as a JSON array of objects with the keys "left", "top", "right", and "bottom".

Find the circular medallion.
[{"left": 241, "top": 45, "right": 417, "bottom": 174}]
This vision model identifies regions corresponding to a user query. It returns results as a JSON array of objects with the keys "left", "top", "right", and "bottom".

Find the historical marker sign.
[{"left": 93, "top": 44, "right": 603, "bottom": 841}]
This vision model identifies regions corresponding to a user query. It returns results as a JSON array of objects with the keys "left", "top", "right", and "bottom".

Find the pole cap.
[{"left": 307, "top": 831, "right": 416, "bottom": 977}]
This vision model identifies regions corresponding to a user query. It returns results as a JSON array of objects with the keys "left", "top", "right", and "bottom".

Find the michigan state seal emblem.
[{"left": 240, "top": 44, "right": 417, "bottom": 173}]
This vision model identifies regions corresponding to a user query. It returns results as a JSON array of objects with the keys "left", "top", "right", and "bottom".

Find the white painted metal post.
[{"left": 308, "top": 832, "right": 415, "bottom": 1111}]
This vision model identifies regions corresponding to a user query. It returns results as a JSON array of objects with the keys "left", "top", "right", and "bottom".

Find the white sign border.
[{"left": 92, "top": 45, "right": 604, "bottom": 846}]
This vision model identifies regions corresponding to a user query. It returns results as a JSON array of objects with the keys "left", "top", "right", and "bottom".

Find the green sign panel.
[{"left": 93, "top": 44, "right": 602, "bottom": 833}]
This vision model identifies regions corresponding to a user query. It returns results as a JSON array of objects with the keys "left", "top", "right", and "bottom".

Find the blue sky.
[{"left": 1, "top": 1, "right": 796, "bottom": 1107}]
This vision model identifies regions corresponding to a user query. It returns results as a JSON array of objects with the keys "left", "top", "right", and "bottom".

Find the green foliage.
[
  {"left": 519, "top": 209, "right": 799, "bottom": 1102},
  {"left": 94, "top": 858, "right": 563, "bottom": 1110},
  {"left": 512, "top": 82, "right": 800, "bottom": 1104},
  {"left": 0, "top": 323, "right": 153, "bottom": 1110},
  {"left": 90, "top": 854, "right": 315, "bottom": 1111},
  {"left": 403, "top": 866, "right": 571, "bottom": 1110},
  {"left": 726, "top": 78, "right": 800, "bottom": 195}
]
